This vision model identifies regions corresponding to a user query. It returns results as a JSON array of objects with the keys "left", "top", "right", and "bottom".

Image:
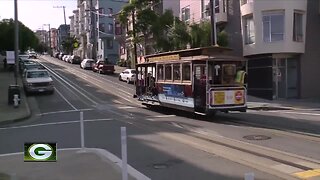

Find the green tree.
[
  {"left": 61, "top": 36, "right": 80, "bottom": 55},
  {"left": 0, "top": 19, "right": 39, "bottom": 52},
  {"left": 34, "top": 42, "right": 49, "bottom": 53},
  {"left": 217, "top": 30, "right": 228, "bottom": 47},
  {"left": 151, "top": 10, "right": 190, "bottom": 52},
  {"left": 119, "top": 0, "right": 160, "bottom": 56},
  {"left": 189, "top": 20, "right": 229, "bottom": 48}
]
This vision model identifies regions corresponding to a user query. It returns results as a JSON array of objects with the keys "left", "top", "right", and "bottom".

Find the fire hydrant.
[{"left": 13, "top": 94, "right": 20, "bottom": 108}]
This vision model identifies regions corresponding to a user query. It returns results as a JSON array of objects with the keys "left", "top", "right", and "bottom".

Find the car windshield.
[
  {"left": 131, "top": 70, "right": 136, "bottom": 74},
  {"left": 25, "top": 64, "right": 42, "bottom": 69},
  {"left": 26, "top": 71, "right": 49, "bottom": 78}
]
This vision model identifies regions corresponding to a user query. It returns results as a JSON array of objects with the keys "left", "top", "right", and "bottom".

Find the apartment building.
[
  {"left": 35, "top": 30, "right": 48, "bottom": 45},
  {"left": 180, "top": 0, "right": 320, "bottom": 99},
  {"left": 57, "top": 24, "right": 70, "bottom": 52},
  {"left": 76, "top": 0, "right": 91, "bottom": 59},
  {"left": 50, "top": 28, "right": 58, "bottom": 50},
  {"left": 96, "top": 0, "right": 128, "bottom": 64},
  {"left": 240, "top": 0, "right": 320, "bottom": 99}
]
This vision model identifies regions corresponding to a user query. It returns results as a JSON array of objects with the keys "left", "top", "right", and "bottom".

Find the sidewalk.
[
  {"left": 247, "top": 95, "right": 320, "bottom": 111},
  {"left": 0, "top": 65, "right": 31, "bottom": 125},
  {"left": 0, "top": 148, "right": 147, "bottom": 180}
]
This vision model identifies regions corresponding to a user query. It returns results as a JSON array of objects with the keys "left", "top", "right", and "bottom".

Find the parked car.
[
  {"left": 22, "top": 63, "right": 45, "bottom": 75},
  {"left": 62, "top": 55, "right": 69, "bottom": 62},
  {"left": 23, "top": 69, "right": 54, "bottom": 95},
  {"left": 69, "top": 55, "right": 81, "bottom": 64},
  {"left": 58, "top": 53, "right": 66, "bottom": 60},
  {"left": 80, "top": 59, "right": 95, "bottom": 70},
  {"left": 92, "top": 60, "right": 115, "bottom": 74},
  {"left": 54, "top": 52, "right": 60, "bottom": 58},
  {"left": 28, "top": 52, "right": 37, "bottom": 59},
  {"left": 19, "top": 59, "right": 37, "bottom": 73},
  {"left": 119, "top": 69, "right": 136, "bottom": 84}
]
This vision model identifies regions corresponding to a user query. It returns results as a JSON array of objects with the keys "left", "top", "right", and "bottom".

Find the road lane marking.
[
  {"left": 0, "top": 118, "right": 113, "bottom": 130},
  {"left": 41, "top": 63, "right": 99, "bottom": 105},
  {"left": 117, "top": 106, "right": 136, "bottom": 109},
  {"left": 40, "top": 58, "right": 140, "bottom": 106},
  {"left": 151, "top": 115, "right": 176, "bottom": 118},
  {"left": 278, "top": 111, "right": 320, "bottom": 116},
  {"left": 36, "top": 109, "right": 93, "bottom": 116},
  {"left": 54, "top": 87, "right": 78, "bottom": 110},
  {"left": 293, "top": 169, "right": 320, "bottom": 179}
]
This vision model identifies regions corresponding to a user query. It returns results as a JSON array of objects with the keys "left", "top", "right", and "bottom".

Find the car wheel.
[
  {"left": 126, "top": 78, "right": 130, "bottom": 84},
  {"left": 119, "top": 76, "right": 122, "bottom": 81},
  {"left": 99, "top": 70, "right": 102, "bottom": 74}
]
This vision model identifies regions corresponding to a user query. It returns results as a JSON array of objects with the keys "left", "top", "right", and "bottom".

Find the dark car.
[
  {"left": 92, "top": 60, "right": 115, "bottom": 74},
  {"left": 69, "top": 55, "right": 81, "bottom": 64}
]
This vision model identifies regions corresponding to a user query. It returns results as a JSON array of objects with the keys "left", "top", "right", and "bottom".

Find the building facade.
[
  {"left": 179, "top": 0, "right": 320, "bottom": 99},
  {"left": 240, "top": 0, "right": 320, "bottom": 99},
  {"left": 35, "top": 30, "right": 48, "bottom": 45},
  {"left": 50, "top": 28, "right": 58, "bottom": 50},
  {"left": 75, "top": 0, "right": 93, "bottom": 59},
  {"left": 96, "top": 0, "right": 128, "bottom": 64},
  {"left": 57, "top": 24, "right": 70, "bottom": 52}
]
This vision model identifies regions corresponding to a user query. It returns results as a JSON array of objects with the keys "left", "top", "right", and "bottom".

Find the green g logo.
[{"left": 24, "top": 143, "right": 57, "bottom": 162}]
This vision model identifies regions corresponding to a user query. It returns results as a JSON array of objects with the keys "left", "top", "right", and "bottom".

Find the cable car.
[{"left": 135, "top": 46, "right": 247, "bottom": 115}]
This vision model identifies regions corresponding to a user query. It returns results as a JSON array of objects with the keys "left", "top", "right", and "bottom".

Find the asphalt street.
[{"left": 1, "top": 56, "right": 319, "bottom": 180}]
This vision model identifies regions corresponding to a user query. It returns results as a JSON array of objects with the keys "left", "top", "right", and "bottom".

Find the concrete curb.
[{"left": 0, "top": 86, "right": 32, "bottom": 127}]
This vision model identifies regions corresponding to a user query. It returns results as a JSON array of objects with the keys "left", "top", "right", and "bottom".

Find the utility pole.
[
  {"left": 90, "top": 0, "right": 97, "bottom": 60},
  {"left": 210, "top": 0, "right": 217, "bottom": 46},
  {"left": 14, "top": 0, "right": 19, "bottom": 85},
  {"left": 131, "top": 10, "right": 137, "bottom": 68},
  {"left": 53, "top": 6, "right": 67, "bottom": 26}
]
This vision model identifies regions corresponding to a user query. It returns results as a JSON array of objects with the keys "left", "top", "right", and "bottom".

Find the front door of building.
[{"left": 273, "top": 58, "right": 298, "bottom": 99}]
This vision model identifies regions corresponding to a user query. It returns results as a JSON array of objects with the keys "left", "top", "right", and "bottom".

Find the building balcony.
[{"left": 215, "top": 12, "right": 227, "bottom": 24}]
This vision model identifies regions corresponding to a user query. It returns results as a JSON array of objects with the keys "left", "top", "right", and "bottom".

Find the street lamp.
[
  {"left": 43, "top": 24, "right": 52, "bottom": 52},
  {"left": 53, "top": 6, "right": 67, "bottom": 26}
]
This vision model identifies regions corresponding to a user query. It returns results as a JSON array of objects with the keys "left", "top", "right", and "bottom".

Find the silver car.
[{"left": 23, "top": 69, "right": 54, "bottom": 95}]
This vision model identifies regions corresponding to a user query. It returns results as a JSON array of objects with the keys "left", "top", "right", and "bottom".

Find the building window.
[
  {"left": 215, "top": 0, "right": 220, "bottom": 13},
  {"left": 108, "top": 8, "right": 113, "bottom": 16},
  {"left": 107, "top": 38, "right": 113, "bottom": 49},
  {"left": 173, "top": 64, "right": 181, "bottom": 81},
  {"left": 108, "top": 23, "right": 113, "bottom": 34},
  {"left": 120, "top": 45, "right": 125, "bottom": 55},
  {"left": 165, "top": 64, "right": 172, "bottom": 80},
  {"left": 99, "top": 8, "right": 104, "bottom": 14},
  {"left": 262, "top": 11, "right": 285, "bottom": 42},
  {"left": 99, "top": 23, "right": 105, "bottom": 32},
  {"left": 115, "top": 22, "right": 122, "bottom": 35},
  {"left": 222, "top": 0, "right": 227, "bottom": 13},
  {"left": 241, "top": 0, "right": 253, "bottom": 6},
  {"left": 244, "top": 15, "right": 255, "bottom": 44},
  {"left": 181, "top": 6, "right": 190, "bottom": 22},
  {"left": 293, "top": 12, "right": 303, "bottom": 42}
]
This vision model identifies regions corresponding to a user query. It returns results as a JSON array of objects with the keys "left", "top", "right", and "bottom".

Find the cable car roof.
[{"left": 144, "top": 46, "right": 246, "bottom": 63}]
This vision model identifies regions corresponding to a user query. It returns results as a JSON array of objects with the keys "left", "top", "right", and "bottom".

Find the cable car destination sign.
[{"left": 147, "top": 54, "right": 180, "bottom": 62}]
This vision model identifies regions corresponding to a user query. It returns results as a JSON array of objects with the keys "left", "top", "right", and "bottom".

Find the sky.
[{"left": 0, "top": 0, "right": 77, "bottom": 31}]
